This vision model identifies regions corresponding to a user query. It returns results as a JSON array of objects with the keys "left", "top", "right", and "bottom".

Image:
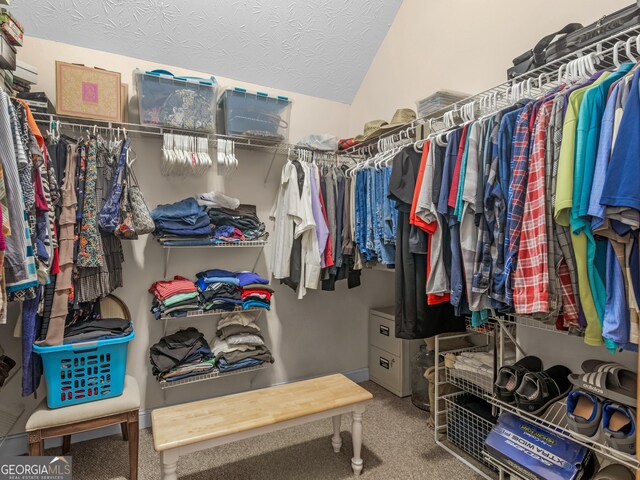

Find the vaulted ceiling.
[{"left": 11, "top": 0, "right": 403, "bottom": 103}]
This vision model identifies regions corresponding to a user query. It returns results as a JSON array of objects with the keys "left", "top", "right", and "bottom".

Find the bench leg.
[
  {"left": 127, "top": 411, "right": 139, "bottom": 480},
  {"left": 62, "top": 435, "right": 71, "bottom": 455},
  {"left": 161, "top": 451, "right": 179, "bottom": 480},
  {"left": 351, "top": 409, "right": 364, "bottom": 476},
  {"left": 332, "top": 415, "right": 342, "bottom": 453}
]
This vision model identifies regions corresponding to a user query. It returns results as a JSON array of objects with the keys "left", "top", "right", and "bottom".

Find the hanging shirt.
[
  {"left": 505, "top": 102, "right": 535, "bottom": 307},
  {"left": 297, "top": 162, "right": 321, "bottom": 299},
  {"left": 549, "top": 94, "right": 581, "bottom": 329},
  {"left": 270, "top": 162, "right": 299, "bottom": 279},
  {"left": 555, "top": 72, "right": 610, "bottom": 346},
  {"left": 574, "top": 64, "right": 632, "bottom": 351},
  {"left": 513, "top": 101, "right": 551, "bottom": 314}
]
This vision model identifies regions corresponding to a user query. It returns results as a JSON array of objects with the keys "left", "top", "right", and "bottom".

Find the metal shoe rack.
[{"left": 434, "top": 317, "right": 640, "bottom": 479}]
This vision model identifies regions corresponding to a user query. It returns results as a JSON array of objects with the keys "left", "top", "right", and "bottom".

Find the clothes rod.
[
  {"left": 30, "top": 112, "right": 352, "bottom": 157},
  {"left": 344, "top": 23, "right": 640, "bottom": 153}
]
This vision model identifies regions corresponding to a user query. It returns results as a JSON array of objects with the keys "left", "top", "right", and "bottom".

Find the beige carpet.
[{"left": 49, "top": 381, "right": 483, "bottom": 480}]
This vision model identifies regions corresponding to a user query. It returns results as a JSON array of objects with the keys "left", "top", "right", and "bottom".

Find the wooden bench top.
[{"left": 152, "top": 374, "right": 373, "bottom": 451}]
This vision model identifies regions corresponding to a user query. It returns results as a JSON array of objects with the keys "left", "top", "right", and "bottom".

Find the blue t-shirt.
[{"left": 601, "top": 67, "right": 640, "bottom": 211}]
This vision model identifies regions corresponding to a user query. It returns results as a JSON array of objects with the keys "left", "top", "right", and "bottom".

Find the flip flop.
[
  {"left": 569, "top": 361, "right": 636, "bottom": 407},
  {"left": 603, "top": 401, "right": 636, "bottom": 456},
  {"left": 566, "top": 390, "right": 602, "bottom": 437},
  {"left": 593, "top": 464, "right": 635, "bottom": 480},
  {"left": 494, "top": 355, "right": 543, "bottom": 404},
  {"left": 515, "top": 365, "right": 573, "bottom": 415}
]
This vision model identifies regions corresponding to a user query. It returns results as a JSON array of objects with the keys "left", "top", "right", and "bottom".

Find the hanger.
[
  {"left": 626, "top": 37, "right": 637, "bottom": 63},
  {"left": 612, "top": 40, "right": 624, "bottom": 69}
]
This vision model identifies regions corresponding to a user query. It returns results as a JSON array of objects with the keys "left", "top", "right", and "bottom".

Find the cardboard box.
[
  {"left": 484, "top": 412, "right": 596, "bottom": 480},
  {"left": 55, "top": 61, "right": 121, "bottom": 121}
]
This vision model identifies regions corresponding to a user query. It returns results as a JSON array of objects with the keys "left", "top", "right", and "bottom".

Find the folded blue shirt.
[
  {"left": 155, "top": 213, "right": 210, "bottom": 231},
  {"left": 243, "top": 299, "right": 271, "bottom": 310},
  {"left": 197, "top": 277, "right": 240, "bottom": 290},
  {"left": 196, "top": 269, "right": 236, "bottom": 279},
  {"left": 217, "top": 357, "right": 263, "bottom": 373},
  {"left": 236, "top": 271, "right": 269, "bottom": 287},
  {"left": 151, "top": 198, "right": 205, "bottom": 223},
  {"left": 158, "top": 224, "right": 213, "bottom": 236}
]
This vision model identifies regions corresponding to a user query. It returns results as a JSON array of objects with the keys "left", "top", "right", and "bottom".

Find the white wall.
[
  {"left": 349, "top": 0, "right": 638, "bottom": 371},
  {"left": 349, "top": 0, "right": 633, "bottom": 134},
  {"left": 0, "top": 36, "right": 395, "bottom": 446}
]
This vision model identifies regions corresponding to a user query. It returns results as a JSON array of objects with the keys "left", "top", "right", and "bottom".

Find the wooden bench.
[{"left": 151, "top": 374, "right": 373, "bottom": 479}]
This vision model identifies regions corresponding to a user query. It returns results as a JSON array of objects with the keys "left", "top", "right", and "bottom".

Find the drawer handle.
[
  {"left": 379, "top": 325, "right": 390, "bottom": 336},
  {"left": 379, "top": 357, "right": 393, "bottom": 369}
]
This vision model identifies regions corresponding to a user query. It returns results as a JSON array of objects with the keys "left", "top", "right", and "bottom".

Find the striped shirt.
[{"left": 0, "top": 92, "right": 29, "bottom": 284}]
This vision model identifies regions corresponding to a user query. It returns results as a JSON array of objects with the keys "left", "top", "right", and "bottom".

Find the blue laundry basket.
[{"left": 33, "top": 329, "right": 134, "bottom": 409}]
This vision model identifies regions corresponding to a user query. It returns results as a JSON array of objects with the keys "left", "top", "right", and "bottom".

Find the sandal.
[
  {"left": 514, "top": 365, "right": 572, "bottom": 415},
  {"left": 569, "top": 361, "right": 636, "bottom": 407},
  {"left": 603, "top": 401, "right": 636, "bottom": 456},
  {"left": 566, "top": 390, "right": 602, "bottom": 437},
  {"left": 494, "top": 355, "right": 543, "bottom": 404}
]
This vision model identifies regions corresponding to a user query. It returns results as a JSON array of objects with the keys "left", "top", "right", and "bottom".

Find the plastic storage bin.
[
  {"left": 134, "top": 69, "right": 218, "bottom": 132},
  {"left": 33, "top": 330, "right": 134, "bottom": 409},
  {"left": 219, "top": 87, "right": 291, "bottom": 142}
]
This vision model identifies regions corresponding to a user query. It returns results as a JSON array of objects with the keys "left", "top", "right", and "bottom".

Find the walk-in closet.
[{"left": 0, "top": 1, "right": 638, "bottom": 479}]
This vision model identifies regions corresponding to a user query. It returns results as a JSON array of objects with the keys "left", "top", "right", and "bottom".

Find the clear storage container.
[
  {"left": 134, "top": 69, "right": 218, "bottom": 132},
  {"left": 219, "top": 87, "right": 291, "bottom": 143}
]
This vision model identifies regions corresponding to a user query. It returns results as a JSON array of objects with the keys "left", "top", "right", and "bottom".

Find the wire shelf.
[
  {"left": 487, "top": 397, "right": 640, "bottom": 471},
  {"left": 443, "top": 393, "right": 498, "bottom": 474},
  {"left": 493, "top": 313, "right": 572, "bottom": 335},
  {"left": 442, "top": 346, "right": 502, "bottom": 398},
  {"left": 159, "top": 363, "right": 270, "bottom": 389},
  {"left": 343, "top": 24, "right": 640, "bottom": 154},
  {"left": 32, "top": 112, "right": 361, "bottom": 159},
  {"left": 159, "top": 306, "right": 265, "bottom": 321},
  {"left": 157, "top": 239, "right": 270, "bottom": 248},
  {"left": 483, "top": 452, "right": 528, "bottom": 480}
]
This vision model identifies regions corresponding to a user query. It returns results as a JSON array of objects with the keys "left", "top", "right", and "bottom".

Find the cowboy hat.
[
  {"left": 354, "top": 119, "right": 388, "bottom": 142},
  {"left": 379, "top": 108, "right": 417, "bottom": 130}
]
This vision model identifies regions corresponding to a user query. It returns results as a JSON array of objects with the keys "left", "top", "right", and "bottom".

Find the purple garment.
[
  {"left": 309, "top": 165, "right": 329, "bottom": 267},
  {"left": 235, "top": 271, "right": 269, "bottom": 287}
]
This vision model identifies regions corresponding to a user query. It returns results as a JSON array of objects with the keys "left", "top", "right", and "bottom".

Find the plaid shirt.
[
  {"left": 484, "top": 111, "right": 507, "bottom": 305},
  {"left": 505, "top": 102, "right": 534, "bottom": 306},
  {"left": 549, "top": 95, "right": 581, "bottom": 327},
  {"left": 513, "top": 102, "right": 550, "bottom": 313}
]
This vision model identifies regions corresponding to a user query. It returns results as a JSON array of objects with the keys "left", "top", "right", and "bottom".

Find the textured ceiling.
[{"left": 11, "top": 0, "right": 403, "bottom": 103}]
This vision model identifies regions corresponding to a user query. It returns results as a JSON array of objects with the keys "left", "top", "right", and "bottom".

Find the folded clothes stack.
[
  {"left": 196, "top": 269, "right": 272, "bottom": 311},
  {"left": 152, "top": 195, "right": 268, "bottom": 246},
  {"left": 242, "top": 284, "right": 273, "bottom": 310},
  {"left": 212, "top": 313, "right": 274, "bottom": 372},
  {"left": 207, "top": 204, "right": 268, "bottom": 242},
  {"left": 63, "top": 318, "right": 133, "bottom": 344},
  {"left": 149, "top": 276, "right": 201, "bottom": 319},
  {"left": 196, "top": 269, "right": 243, "bottom": 312},
  {"left": 150, "top": 327, "right": 215, "bottom": 382},
  {"left": 151, "top": 198, "right": 212, "bottom": 238}
]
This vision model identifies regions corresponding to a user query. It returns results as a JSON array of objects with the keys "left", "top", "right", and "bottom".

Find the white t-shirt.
[{"left": 270, "top": 161, "right": 298, "bottom": 279}]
